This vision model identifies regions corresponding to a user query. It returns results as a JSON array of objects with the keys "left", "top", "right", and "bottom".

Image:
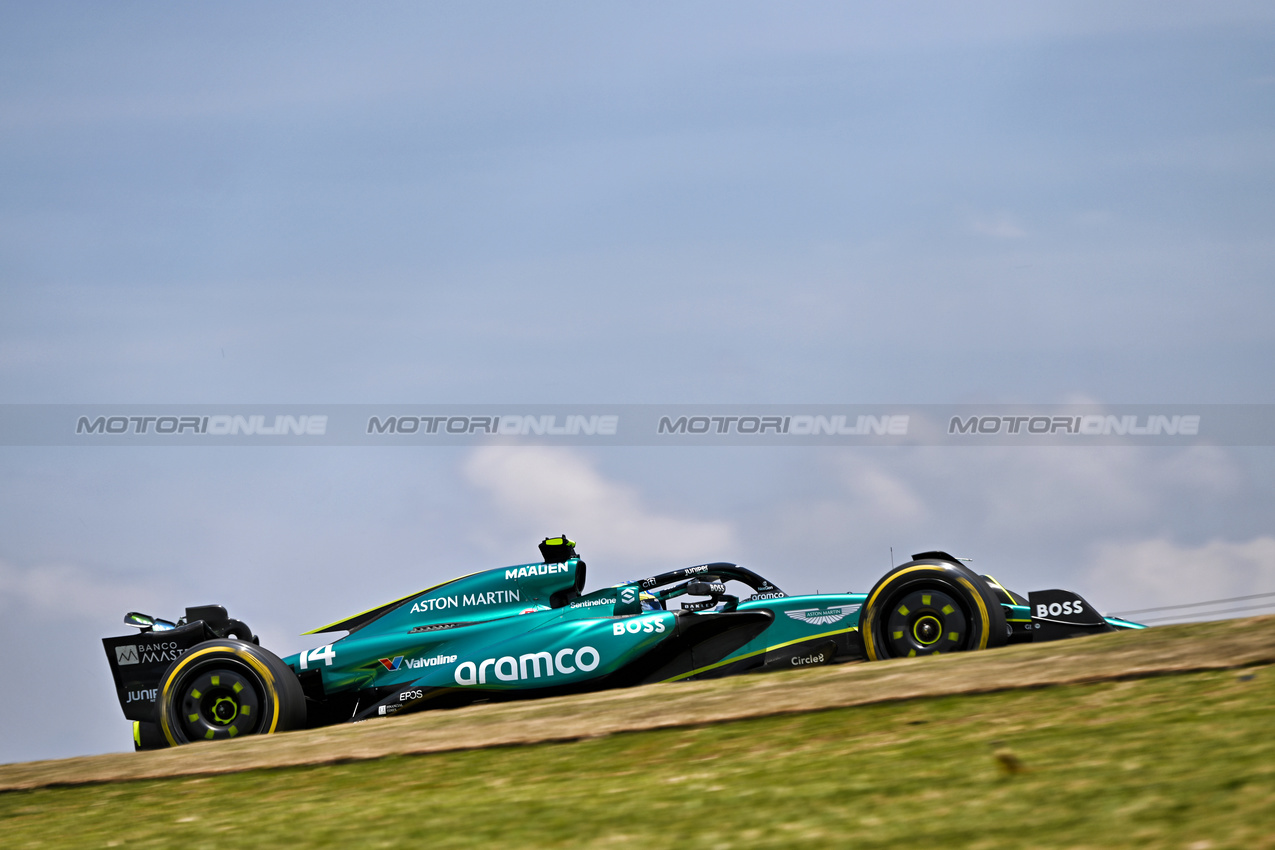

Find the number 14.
[{"left": 298, "top": 644, "right": 336, "bottom": 669}]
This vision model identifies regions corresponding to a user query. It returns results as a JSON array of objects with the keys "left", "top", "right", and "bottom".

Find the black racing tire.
[
  {"left": 156, "top": 639, "right": 306, "bottom": 747},
  {"left": 861, "top": 559, "right": 1008, "bottom": 661}
]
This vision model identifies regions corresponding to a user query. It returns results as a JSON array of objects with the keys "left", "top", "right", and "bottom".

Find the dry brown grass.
[{"left": 3, "top": 614, "right": 1271, "bottom": 792}]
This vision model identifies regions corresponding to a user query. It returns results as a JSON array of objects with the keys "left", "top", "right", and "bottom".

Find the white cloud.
[
  {"left": 1083, "top": 536, "right": 1275, "bottom": 614},
  {"left": 723, "top": 445, "right": 1253, "bottom": 601},
  {"left": 842, "top": 463, "right": 930, "bottom": 525},
  {"left": 924, "top": 446, "right": 1242, "bottom": 544},
  {"left": 0, "top": 558, "right": 195, "bottom": 762},
  {"left": 0, "top": 558, "right": 177, "bottom": 629},
  {"left": 463, "top": 447, "right": 736, "bottom": 575}
]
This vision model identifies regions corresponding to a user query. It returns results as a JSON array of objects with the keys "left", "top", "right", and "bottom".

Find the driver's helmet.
[{"left": 639, "top": 591, "right": 664, "bottom": 612}]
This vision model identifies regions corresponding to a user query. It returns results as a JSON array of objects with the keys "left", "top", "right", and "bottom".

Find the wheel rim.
[
  {"left": 912, "top": 615, "right": 942, "bottom": 645},
  {"left": 883, "top": 587, "right": 969, "bottom": 657},
  {"left": 177, "top": 665, "right": 264, "bottom": 741}
]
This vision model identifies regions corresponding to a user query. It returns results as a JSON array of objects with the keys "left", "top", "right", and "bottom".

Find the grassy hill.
[{"left": 2, "top": 618, "right": 1273, "bottom": 848}]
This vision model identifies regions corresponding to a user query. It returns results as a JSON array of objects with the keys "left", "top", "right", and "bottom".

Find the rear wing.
[{"left": 102, "top": 605, "right": 257, "bottom": 721}]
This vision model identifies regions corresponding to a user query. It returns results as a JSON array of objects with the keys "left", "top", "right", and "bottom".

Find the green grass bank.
[{"left": 3, "top": 665, "right": 1272, "bottom": 849}]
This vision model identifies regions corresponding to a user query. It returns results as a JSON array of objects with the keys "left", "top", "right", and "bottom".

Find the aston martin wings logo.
[{"left": 785, "top": 605, "right": 860, "bottom": 626}]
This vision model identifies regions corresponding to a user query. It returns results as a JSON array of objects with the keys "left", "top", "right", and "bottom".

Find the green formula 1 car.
[{"left": 103, "top": 537, "right": 1143, "bottom": 749}]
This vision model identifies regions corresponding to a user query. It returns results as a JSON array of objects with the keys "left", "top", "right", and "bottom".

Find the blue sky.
[{"left": 1, "top": 2, "right": 1273, "bottom": 762}]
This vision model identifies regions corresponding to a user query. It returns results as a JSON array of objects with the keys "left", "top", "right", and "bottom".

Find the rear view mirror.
[
  {"left": 687, "top": 580, "right": 726, "bottom": 597},
  {"left": 123, "top": 612, "right": 176, "bottom": 631},
  {"left": 124, "top": 612, "right": 154, "bottom": 629}
]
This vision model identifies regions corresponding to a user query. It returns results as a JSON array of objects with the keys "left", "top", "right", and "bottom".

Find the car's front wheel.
[
  {"left": 860, "top": 560, "right": 1007, "bottom": 661},
  {"left": 156, "top": 639, "right": 306, "bottom": 746}
]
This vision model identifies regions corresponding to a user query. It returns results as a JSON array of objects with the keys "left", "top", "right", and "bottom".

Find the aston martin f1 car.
[{"left": 103, "top": 537, "right": 1144, "bottom": 749}]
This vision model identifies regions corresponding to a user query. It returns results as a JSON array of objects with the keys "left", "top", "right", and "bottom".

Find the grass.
[
  {"left": 1, "top": 666, "right": 1272, "bottom": 849},
  {"left": 8, "top": 615, "right": 1274, "bottom": 792}
]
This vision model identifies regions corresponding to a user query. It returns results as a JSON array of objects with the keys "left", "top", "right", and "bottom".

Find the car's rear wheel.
[
  {"left": 861, "top": 560, "right": 1007, "bottom": 661},
  {"left": 156, "top": 639, "right": 305, "bottom": 746}
]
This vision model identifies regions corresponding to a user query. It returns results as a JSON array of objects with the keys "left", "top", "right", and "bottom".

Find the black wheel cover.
[
  {"left": 882, "top": 586, "right": 970, "bottom": 657},
  {"left": 156, "top": 639, "right": 307, "bottom": 747},
  {"left": 175, "top": 663, "right": 265, "bottom": 741}
]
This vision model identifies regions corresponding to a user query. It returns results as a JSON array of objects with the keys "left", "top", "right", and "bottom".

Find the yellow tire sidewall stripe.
[
  {"left": 159, "top": 645, "right": 281, "bottom": 747},
  {"left": 955, "top": 574, "right": 991, "bottom": 650}
]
